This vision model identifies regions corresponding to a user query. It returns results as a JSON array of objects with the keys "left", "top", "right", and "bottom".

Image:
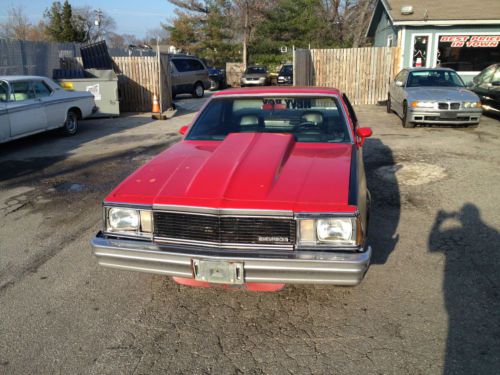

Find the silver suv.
[{"left": 170, "top": 55, "right": 211, "bottom": 98}]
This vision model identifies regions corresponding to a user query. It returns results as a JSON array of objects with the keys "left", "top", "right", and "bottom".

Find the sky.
[{"left": 0, "top": 0, "right": 177, "bottom": 38}]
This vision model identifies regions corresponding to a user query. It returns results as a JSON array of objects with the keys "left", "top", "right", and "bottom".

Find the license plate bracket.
[
  {"left": 441, "top": 112, "right": 457, "bottom": 119},
  {"left": 193, "top": 260, "right": 244, "bottom": 284}
]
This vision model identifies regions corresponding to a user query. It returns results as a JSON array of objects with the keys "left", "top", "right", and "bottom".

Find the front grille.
[
  {"left": 153, "top": 211, "right": 296, "bottom": 246},
  {"left": 438, "top": 102, "right": 449, "bottom": 110},
  {"left": 450, "top": 102, "right": 460, "bottom": 110}
]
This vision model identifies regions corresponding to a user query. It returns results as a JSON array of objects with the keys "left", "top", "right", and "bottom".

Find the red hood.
[{"left": 106, "top": 133, "right": 355, "bottom": 213}]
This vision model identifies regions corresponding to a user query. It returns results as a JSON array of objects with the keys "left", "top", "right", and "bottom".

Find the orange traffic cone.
[{"left": 152, "top": 94, "right": 160, "bottom": 113}]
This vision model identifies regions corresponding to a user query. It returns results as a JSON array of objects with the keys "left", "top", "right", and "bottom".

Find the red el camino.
[{"left": 91, "top": 87, "right": 373, "bottom": 291}]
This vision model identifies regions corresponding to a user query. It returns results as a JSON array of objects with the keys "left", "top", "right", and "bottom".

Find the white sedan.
[{"left": 0, "top": 75, "right": 95, "bottom": 143}]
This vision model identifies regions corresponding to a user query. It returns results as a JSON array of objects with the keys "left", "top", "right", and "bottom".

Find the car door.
[
  {"left": 188, "top": 59, "right": 209, "bottom": 88},
  {"left": 171, "top": 59, "right": 191, "bottom": 94},
  {"left": 33, "top": 79, "right": 65, "bottom": 129},
  {"left": 8, "top": 80, "right": 47, "bottom": 138},
  {"left": 390, "top": 70, "right": 408, "bottom": 115},
  {"left": 490, "top": 67, "right": 500, "bottom": 111},
  {"left": 0, "top": 80, "right": 10, "bottom": 143}
]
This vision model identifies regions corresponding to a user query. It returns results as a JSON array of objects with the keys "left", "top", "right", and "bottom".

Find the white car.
[{"left": 0, "top": 75, "right": 95, "bottom": 143}]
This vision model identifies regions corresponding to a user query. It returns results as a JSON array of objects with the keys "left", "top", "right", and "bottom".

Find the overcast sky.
[{"left": 0, "top": 0, "right": 177, "bottom": 38}]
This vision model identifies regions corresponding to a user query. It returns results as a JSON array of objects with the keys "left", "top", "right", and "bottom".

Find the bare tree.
[
  {"left": 0, "top": 6, "right": 33, "bottom": 40},
  {"left": 72, "top": 6, "right": 116, "bottom": 42}
]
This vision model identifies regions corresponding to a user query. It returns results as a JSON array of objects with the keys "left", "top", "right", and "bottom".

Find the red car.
[{"left": 92, "top": 87, "right": 373, "bottom": 291}]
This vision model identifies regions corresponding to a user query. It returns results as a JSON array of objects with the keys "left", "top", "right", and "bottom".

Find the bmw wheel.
[
  {"left": 402, "top": 102, "right": 415, "bottom": 128},
  {"left": 386, "top": 94, "right": 392, "bottom": 113}
]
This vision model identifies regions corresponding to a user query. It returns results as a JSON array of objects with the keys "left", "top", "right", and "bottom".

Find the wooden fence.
[
  {"left": 62, "top": 55, "right": 171, "bottom": 113},
  {"left": 294, "top": 47, "right": 401, "bottom": 105}
]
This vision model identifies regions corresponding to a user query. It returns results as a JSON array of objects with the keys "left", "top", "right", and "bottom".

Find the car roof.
[
  {"left": 404, "top": 67, "right": 456, "bottom": 72},
  {"left": 213, "top": 86, "right": 342, "bottom": 97},
  {"left": 0, "top": 75, "right": 50, "bottom": 82}
]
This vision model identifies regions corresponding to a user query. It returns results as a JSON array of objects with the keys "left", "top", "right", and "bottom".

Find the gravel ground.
[{"left": 0, "top": 96, "right": 499, "bottom": 375}]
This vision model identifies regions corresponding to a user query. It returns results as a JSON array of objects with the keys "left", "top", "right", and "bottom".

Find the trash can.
[{"left": 55, "top": 68, "right": 120, "bottom": 117}]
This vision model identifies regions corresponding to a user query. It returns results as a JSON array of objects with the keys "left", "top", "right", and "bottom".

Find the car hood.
[
  {"left": 107, "top": 133, "right": 354, "bottom": 213},
  {"left": 406, "top": 87, "right": 479, "bottom": 101}
]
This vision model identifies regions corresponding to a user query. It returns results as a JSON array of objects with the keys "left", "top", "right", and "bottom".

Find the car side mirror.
[
  {"left": 472, "top": 76, "right": 479, "bottom": 84},
  {"left": 356, "top": 127, "right": 372, "bottom": 147},
  {"left": 395, "top": 81, "right": 404, "bottom": 87},
  {"left": 491, "top": 81, "right": 500, "bottom": 86},
  {"left": 179, "top": 125, "right": 189, "bottom": 135}
]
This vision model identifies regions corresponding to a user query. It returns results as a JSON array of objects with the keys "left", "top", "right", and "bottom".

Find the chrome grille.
[
  {"left": 450, "top": 102, "right": 460, "bottom": 110},
  {"left": 153, "top": 211, "right": 296, "bottom": 246},
  {"left": 438, "top": 102, "right": 449, "bottom": 110}
]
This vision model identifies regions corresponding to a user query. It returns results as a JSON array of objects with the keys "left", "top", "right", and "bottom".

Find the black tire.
[
  {"left": 386, "top": 94, "right": 392, "bottom": 113},
  {"left": 402, "top": 102, "right": 415, "bottom": 128},
  {"left": 192, "top": 82, "right": 204, "bottom": 98},
  {"left": 62, "top": 110, "right": 78, "bottom": 135},
  {"left": 210, "top": 80, "right": 220, "bottom": 91}
]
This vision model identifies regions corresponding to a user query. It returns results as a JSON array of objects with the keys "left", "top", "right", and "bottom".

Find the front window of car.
[
  {"left": 186, "top": 96, "right": 351, "bottom": 143},
  {"left": 246, "top": 67, "right": 267, "bottom": 74},
  {"left": 279, "top": 65, "right": 292, "bottom": 75},
  {"left": 407, "top": 70, "right": 465, "bottom": 88},
  {"left": 11, "top": 81, "right": 35, "bottom": 101}
]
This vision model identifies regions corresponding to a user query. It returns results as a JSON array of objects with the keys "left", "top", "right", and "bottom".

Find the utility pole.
[
  {"left": 242, "top": 0, "right": 248, "bottom": 67},
  {"left": 94, "top": 8, "right": 102, "bottom": 41}
]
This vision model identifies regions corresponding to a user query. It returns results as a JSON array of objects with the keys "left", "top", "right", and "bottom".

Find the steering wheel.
[{"left": 294, "top": 121, "right": 318, "bottom": 131}]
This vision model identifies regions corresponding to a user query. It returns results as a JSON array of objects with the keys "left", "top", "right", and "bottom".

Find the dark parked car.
[
  {"left": 277, "top": 64, "right": 293, "bottom": 85},
  {"left": 240, "top": 66, "right": 270, "bottom": 87},
  {"left": 469, "top": 63, "right": 500, "bottom": 115},
  {"left": 208, "top": 67, "right": 227, "bottom": 91}
]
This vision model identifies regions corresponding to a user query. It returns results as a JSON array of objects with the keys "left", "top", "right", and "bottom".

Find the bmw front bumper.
[
  {"left": 408, "top": 108, "right": 482, "bottom": 124},
  {"left": 91, "top": 232, "right": 371, "bottom": 286}
]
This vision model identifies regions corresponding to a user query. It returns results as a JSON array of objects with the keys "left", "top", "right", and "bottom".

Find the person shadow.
[{"left": 428, "top": 204, "right": 500, "bottom": 374}]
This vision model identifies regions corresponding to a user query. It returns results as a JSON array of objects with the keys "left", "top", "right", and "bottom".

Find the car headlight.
[
  {"left": 105, "top": 207, "right": 153, "bottom": 237},
  {"left": 298, "top": 217, "right": 361, "bottom": 247},
  {"left": 411, "top": 101, "right": 435, "bottom": 108},
  {"left": 463, "top": 101, "right": 481, "bottom": 109}
]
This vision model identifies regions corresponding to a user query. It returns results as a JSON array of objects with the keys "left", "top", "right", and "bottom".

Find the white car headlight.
[
  {"left": 298, "top": 217, "right": 360, "bottom": 247},
  {"left": 411, "top": 101, "right": 435, "bottom": 109},
  {"left": 463, "top": 101, "right": 480, "bottom": 109},
  {"left": 106, "top": 207, "right": 152, "bottom": 237}
]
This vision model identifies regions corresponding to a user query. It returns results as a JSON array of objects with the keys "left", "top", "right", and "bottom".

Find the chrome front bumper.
[
  {"left": 91, "top": 233, "right": 371, "bottom": 286},
  {"left": 409, "top": 109, "right": 482, "bottom": 124}
]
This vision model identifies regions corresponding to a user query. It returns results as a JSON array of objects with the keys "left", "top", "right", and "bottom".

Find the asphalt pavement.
[{"left": 0, "top": 95, "right": 499, "bottom": 375}]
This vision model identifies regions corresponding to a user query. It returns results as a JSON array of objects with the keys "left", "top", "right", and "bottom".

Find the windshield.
[
  {"left": 245, "top": 67, "right": 267, "bottom": 74},
  {"left": 279, "top": 65, "right": 293, "bottom": 75},
  {"left": 407, "top": 70, "right": 465, "bottom": 88},
  {"left": 186, "top": 96, "right": 350, "bottom": 143}
]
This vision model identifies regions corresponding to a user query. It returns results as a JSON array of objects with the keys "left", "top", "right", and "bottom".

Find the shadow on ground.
[
  {"left": 363, "top": 137, "right": 400, "bottom": 265},
  {"left": 0, "top": 114, "right": 155, "bottom": 183},
  {"left": 428, "top": 204, "right": 500, "bottom": 374}
]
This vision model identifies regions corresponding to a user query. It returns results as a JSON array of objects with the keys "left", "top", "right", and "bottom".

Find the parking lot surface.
[{"left": 0, "top": 97, "right": 499, "bottom": 375}]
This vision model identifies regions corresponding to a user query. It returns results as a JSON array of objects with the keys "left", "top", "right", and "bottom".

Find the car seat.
[{"left": 238, "top": 114, "right": 264, "bottom": 132}]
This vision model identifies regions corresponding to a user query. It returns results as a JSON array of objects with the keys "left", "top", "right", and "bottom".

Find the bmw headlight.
[
  {"left": 298, "top": 217, "right": 361, "bottom": 248},
  {"left": 463, "top": 101, "right": 481, "bottom": 109},
  {"left": 105, "top": 206, "right": 153, "bottom": 238},
  {"left": 411, "top": 101, "right": 435, "bottom": 109}
]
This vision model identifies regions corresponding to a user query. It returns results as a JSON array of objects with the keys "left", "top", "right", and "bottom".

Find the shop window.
[
  {"left": 412, "top": 35, "right": 429, "bottom": 67},
  {"left": 437, "top": 35, "right": 500, "bottom": 72}
]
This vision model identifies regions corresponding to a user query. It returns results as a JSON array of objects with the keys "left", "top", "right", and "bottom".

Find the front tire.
[
  {"left": 62, "top": 110, "right": 78, "bottom": 135},
  {"left": 192, "top": 82, "right": 204, "bottom": 98},
  {"left": 386, "top": 94, "right": 392, "bottom": 113},
  {"left": 402, "top": 102, "right": 415, "bottom": 128}
]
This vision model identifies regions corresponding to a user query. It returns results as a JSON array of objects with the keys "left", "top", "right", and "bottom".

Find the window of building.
[
  {"left": 437, "top": 35, "right": 500, "bottom": 72},
  {"left": 411, "top": 35, "right": 430, "bottom": 67}
]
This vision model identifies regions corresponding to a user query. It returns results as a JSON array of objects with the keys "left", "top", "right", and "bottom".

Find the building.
[{"left": 366, "top": 0, "right": 500, "bottom": 82}]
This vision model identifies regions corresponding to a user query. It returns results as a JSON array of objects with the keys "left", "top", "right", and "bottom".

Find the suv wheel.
[{"left": 192, "top": 82, "right": 204, "bottom": 98}]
